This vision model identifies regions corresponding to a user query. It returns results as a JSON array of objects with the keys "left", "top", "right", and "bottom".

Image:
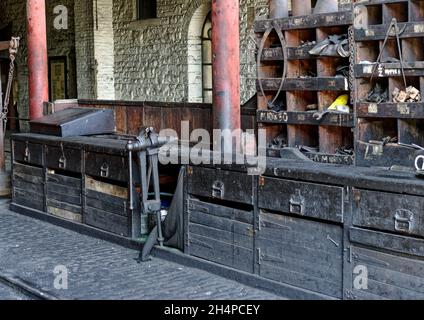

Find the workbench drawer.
[
  {"left": 187, "top": 166, "right": 254, "bottom": 205},
  {"left": 45, "top": 145, "right": 82, "bottom": 173},
  {"left": 353, "top": 188, "right": 424, "bottom": 238},
  {"left": 12, "top": 163, "right": 44, "bottom": 211},
  {"left": 187, "top": 198, "right": 255, "bottom": 273},
  {"left": 258, "top": 177, "right": 345, "bottom": 223},
  {"left": 85, "top": 152, "right": 128, "bottom": 182},
  {"left": 347, "top": 228, "right": 424, "bottom": 300},
  {"left": 46, "top": 172, "right": 82, "bottom": 223},
  {"left": 84, "top": 176, "right": 131, "bottom": 237},
  {"left": 257, "top": 212, "right": 343, "bottom": 298},
  {"left": 13, "top": 140, "right": 43, "bottom": 166}
]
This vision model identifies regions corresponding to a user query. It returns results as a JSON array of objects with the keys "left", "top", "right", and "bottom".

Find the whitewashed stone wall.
[{"left": 112, "top": 0, "right": 269, "bottom": 104}]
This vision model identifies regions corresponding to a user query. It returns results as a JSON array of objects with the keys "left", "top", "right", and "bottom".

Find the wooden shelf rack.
[
  {"left": 354, "top": 0, "right": 424, "bottom": 167},
  {"left": 255, "top": 7, "right": 354, "bottom": 164}
]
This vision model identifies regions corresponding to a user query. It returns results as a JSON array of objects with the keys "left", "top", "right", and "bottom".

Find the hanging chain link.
[
  {"left": 348, "top": 26, "right": 356, "bottom": 106},
  {"left": 2, "top": 37, "right": 20, "bottom": 132}
]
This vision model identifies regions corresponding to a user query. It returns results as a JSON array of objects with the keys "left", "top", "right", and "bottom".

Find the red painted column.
[
  {"left": 27, "top": 0, "right": 49, "bottom": 120},
  {"left": 211, "top": 0, "right": 241, "bottom": 133}
]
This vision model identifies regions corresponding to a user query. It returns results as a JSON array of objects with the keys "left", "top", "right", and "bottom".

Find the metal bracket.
[
  {"left": 100, "top": 163, "right": 109, "bottom": 178},
  {"left": 256, "top": 248, "right": 262, "bottom": 266},
  {"left": 289, "top": 189, "right": 305, "bottom": 215},
  {"left": 24, "top": 142, "right": 30, "bottom": 162},
  {"left": 394, "top": 209, "right": 415, "bottom": 234},
  {"left": 59, "top": 143, "right": 66, "bottom": 169},
  {"left": 212, "top": 181, "right": 225, "bottom": 199}
]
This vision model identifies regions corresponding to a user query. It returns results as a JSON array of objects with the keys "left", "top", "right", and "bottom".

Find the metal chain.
[
  {"left": 2, "top": 37, "right": 19, "bottom": 133},
  {"left": 348, "top": 26, "right": 355, "bottom": 105}
]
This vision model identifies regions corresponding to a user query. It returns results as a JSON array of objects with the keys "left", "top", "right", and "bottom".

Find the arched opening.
[
  {"left": 201, "top": 12, "right": 212, "bottom": 103},
  {"left": 187, "top": 2, "right": 211, "bottom": 103}
]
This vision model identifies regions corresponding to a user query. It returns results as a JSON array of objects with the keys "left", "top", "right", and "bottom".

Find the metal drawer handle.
[
  {"left": 394, "top": 209, "right": 414, "bottom": 233},
  {"left": 59, "top": 143, "right": 66, "bottom": 169},
  {"left": 212, "top": 181, "right": 225, "bottom": 199},
  {"left": 59, "top": 156, "right": 67, "bottom": 169},
  {"left": 100, "top": 163, "right": 109, "bottom": 178},
  {"left": 289, "top": 189, "right": 305, "bottom": 215},
  {"left": 24, "top": 142, "right": 30, "bottom": 162}
]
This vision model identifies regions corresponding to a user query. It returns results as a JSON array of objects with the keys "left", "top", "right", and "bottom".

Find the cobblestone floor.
[
  {"left": 0, "top": 200, "right": 283, "bottom": 300},
  {"left": 0, "top": 282, "right": 30, "bottom": 300}
]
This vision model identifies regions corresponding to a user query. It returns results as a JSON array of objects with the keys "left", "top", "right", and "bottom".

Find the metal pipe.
[
  {"left": 313, "top": 0, "right": 338, "bottom": 14},
  {"left": 211, "top": 0, "right": 241, "bottom": 140},
  {"left": 27, "top": 0, "right": 49, "bottom": 120},
  {"left": 269, "top": 0, "right": 289, "bottom": 19},
  {"left": 291, "top": 0, "right": 312, "bottom": 16}
]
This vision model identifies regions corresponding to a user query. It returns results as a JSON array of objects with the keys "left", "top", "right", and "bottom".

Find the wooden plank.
[
  {"left": 143, "top": 105, "right": 162, "bottom": 132},
  {"left": 126, "top": 106, "right": 144, "bottom": 135},
  {"left": 47, "top": 205, "right": 82, "bottom": 223},
  {"left": 303, "top": 152, "right": 354, "bottom": 165},
  {"left": 188, "top": 199, "right": 253, "bottom": 224},
  {"left": 257, "top": 110, "right": 354, "bottom": 127},
  {"left": 46, "top": 173, "right": 81, "bottom": 189},
  {"left": 258, "top": 177, "right": 344, "bottom": 223},
  {"left": 354, "top": 246, "right": 424, "bottom": 287},
  {"left": 350, "top": 227, "right": 424, "bottom": 257},
  {"left": 354, "top": 22, "right": 424, "bottom": 41},
  {"left": 189, "top": 211, "right": 254, "bottom": 240},
  {"left": 254, "top": 11, "right": 352, "bottom": 32},
  {"left": 355, "top": 257, "right": 424, "bottom": 296},
  {"left": 85, "top": 195, "right": 127, "bottom": 217},
  {"left": 258, "top": 236, "right": 342, "bottom": 270},
  {"left": 261, "top": 45, "right": 316, "bottom": 61},
  {"left": 84, "top": 206, "right": 129, "bottom": 237},
  {"left": 46, "top": 182, "right": 82, "bottom": 198},
  {"left": 189, "top": 223, "right": 253, "bottom": 250},
  {"left": 12, "top": 171, "right": 44, "bottom": 185},
  {"left": 13, "top": 177, "right": 44, "bottom": 194},
  {"left": 357, "top": 102, "right": 424, "bottom": 119},
  {"left": 354, "top": 62, "right": 424, "bottom": 78},
  {"left": 13, "top": 163, "right": 43, "bottom": 177},
  {"left": 259, "top": 212, "right": 343, "bottom": 244},
  {"left": 47, "top": 198, "right": 82, "bottom": 214},
  {"left": 13, "top": 188, "right": 44, "bottom": 212},
  {"left": 257, "top": 77, "right": 349, "bottom": 92},
  {"left": 259, "top": 249, "right": 340, "bottom": 283},
  {"left": 85, "top": 176, "right": 128, "bottom": 199},
  {"left": 353, "top": 188, "right": 424, "bottom": 237},
  {"left": 259, "top": 261, "right": 342, "bottom": 298},
  {"left": 188, "top": 233, "right": 254, "bottom": 274}
]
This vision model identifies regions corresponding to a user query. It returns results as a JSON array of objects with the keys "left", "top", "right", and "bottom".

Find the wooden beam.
[{"left": 0, "top": 41, "right": 9, "bottom": 52}]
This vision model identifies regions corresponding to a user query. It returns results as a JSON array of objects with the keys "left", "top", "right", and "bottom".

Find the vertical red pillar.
[
  {"left": 27, "top": 0, "right": 48, "bottom": 120},
  {"left": 211, "top": 0, "right": 241, "bottom": 134}
]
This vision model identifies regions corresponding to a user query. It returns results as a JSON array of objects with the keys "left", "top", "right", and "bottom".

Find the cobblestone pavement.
[
  {"left": 0, "top": 282, "right": 31, "bottom": 300},
  {"left": 0, "top": 200, "right": 284, "bottom": 300}
]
